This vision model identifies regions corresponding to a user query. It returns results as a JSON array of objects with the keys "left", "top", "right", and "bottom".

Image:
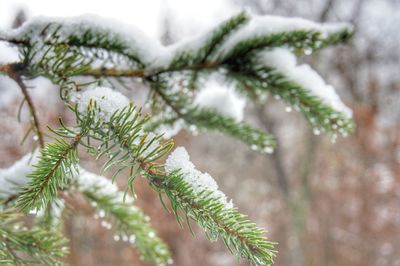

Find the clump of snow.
[
  {"left": 77, "top": 167, "right": 134, "bottom": 204},
  {"left": 0, "top": 41, "right": 19, "bottom": 64},
  {"left": 165, "top": 147, "right": 233, "bottom": 208},
  {"left": 194, "top": 80, "right": 246, "bottom": 122},
  {"left": 77, "top": 86, "right": 130, "bottom": 122},
  {"left": 8, "top": 15, "right": 163, "bottom": 66},
  {"left": 0, "top": 151, "right": 39, "bottom": 199},
  {"left": 262, "top": 48, "right": 352, "bottom": 117}
]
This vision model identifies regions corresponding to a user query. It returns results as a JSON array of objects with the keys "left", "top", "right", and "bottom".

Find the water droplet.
[
  {"left": 285, "top": 106, "right": 292, "bottom": 113},
  {"left": 148, "top": 232, "right": 155, "bottom": 238},
  {"left": 113, "top": 235, "right": 120, "bottom": 241},
  {"left": 189, "top": 125, "right": 198, "bottom": 136},
  {"left": 32, "top": 135, "right": 39, "bottom": 141},
  {"left": 330, "top": 134, "right": 337, "bottom": 143},
  {"left": 101, "top": 221, "right": 108, "bottom": 228},
  {"left": 251, "top": 144, "right": 258, "bottom": 151},
  {"left": 122, "top": 234, "right": 128, "bottom": 242},
  {"left": 274, "top": 95, "right": 281, "bottom": 100},
  {"left": 167, "top": 258, "right": 174, "bottom": 265},
  {"left": 304, "top": 48, "right": 313, "bottom": 55},
  {"left": 313, "top": 128, "right": 321, "bottom": 135},
  {"left": 129, "top": 235, "right": 136, "bottom": 243},
  {"left": 263, "top": 147, "right": 274, "bottom": 154},
  {"left": 98, "top": 209, "right": 106, "bottom": 218}
]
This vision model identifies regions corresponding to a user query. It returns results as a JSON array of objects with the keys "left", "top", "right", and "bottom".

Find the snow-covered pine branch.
[
  {"left": 0, "top": 12, "right": 353, "bottom": 141},
  {"left": 0, "top": 10, "right": 355, "bottom": 265}
]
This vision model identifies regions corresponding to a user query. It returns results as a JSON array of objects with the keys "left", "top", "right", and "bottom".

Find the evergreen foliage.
[{"left": 0, "top": 11, "right": 354, "bottom": 265}]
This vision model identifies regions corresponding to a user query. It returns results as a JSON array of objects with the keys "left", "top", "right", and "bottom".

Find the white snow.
[
  {"left": 77, "top": 86, "right": 130, "bottom": 122},
  {"left": 0, "top": 151, "right": 39, "bottom": 199},
  {"left": 261, "top": 48, "right": 352, "bottom": 117},
  {"left": 76, "top": 167, "right": 134, "bottom": 204},
  {"left": 8, "top": 14, "right": 163, "bottom": 66},
  {"left": 194, "top": 80, "right": 246, "bottom": 122},
  {"left": 165, "top": 147, "right": 233, "bottom": 208},
  {"left": 0, "top": 41, "right": 19, "bottom": 64}
]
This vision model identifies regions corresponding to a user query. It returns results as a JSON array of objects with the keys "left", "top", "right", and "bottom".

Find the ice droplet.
[
  {"left": 98, "top": 209, "right": 106, "bottom": 218},
  {"left": 304, "top": 48, "right": 313, "bottom": 55},
  {"left": 129, "top": 235, "right": 136, "bottom": 243},
  {"left": 263, "top": 147, "right": 274, "bottom": 154}
]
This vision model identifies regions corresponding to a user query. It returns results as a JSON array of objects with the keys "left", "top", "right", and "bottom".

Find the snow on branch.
[
  {"left": 216, "top": 14, "right": 353, "bottom": 61},
  {"left": 0, "top": 151, "right": 39, "bottom": 200},
  {"left": 77, "top": 86, "right": 130, "bottom": 122},
  {"left": 261, "top": 48, "right": 352, "bottom": 118},
  {"left": 143, "top": 147, "right": 276, "bottom": 265},
  {"left": 4, "top": 12, "right": 352, "bottom": 71},
  {"left": 165, "top": 147, "right": 233, "bottom": 208}
]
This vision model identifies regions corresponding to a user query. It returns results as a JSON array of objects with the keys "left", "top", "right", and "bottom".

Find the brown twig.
[{"left": 1, "top": 63, "right": 45, "bottom": 147}]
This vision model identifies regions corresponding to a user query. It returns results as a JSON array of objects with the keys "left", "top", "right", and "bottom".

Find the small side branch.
[{"left": 0, "top": 63, "right": 45, "bottom": 147}]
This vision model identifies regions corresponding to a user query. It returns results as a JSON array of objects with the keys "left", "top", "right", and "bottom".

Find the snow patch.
[
  {"left": 77, "top": 86, "right": 130, "bottom": 122},
  {"left": 165, "top": 147, "right": 233, "bottom": 208},
  {"left": 0, "top": 151, "right": 39, "bottom": 199},
  {"left": 8, "top": 14, "right": 163, "bottom": 66},
  {"left": 262, "top": 48, "right": 352, "bottom": 117},
  {"left": 195, "top": 80, "right": 246, "bottom": 121}
]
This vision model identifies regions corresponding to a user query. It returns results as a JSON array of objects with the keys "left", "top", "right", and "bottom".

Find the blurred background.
[{"left": 0, "top": 0, "right": 399, "bottom": 265}]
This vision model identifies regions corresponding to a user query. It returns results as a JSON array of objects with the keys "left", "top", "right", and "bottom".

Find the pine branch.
[
  {"left": 0, "top": 211, "right": 68, "bottom": 265},
  {"left": 167, "top": 12, "right": 249, "bottom": 69},
  {"left": 76, "top": 102, "right": 276, "bottom": 265},
  {"left": 229, "top": 57, "right": 354, "bottom": 135},
  {"left": 79, "top": 173, "right": 171, "bottom": 265},
  {"left": 16, "top": 135, "right": 80, "bottom": 212},
  {"left": 220, "top": 28, "right": 352, "bottom": 63},
  {"left": 74, "top": 103, "right": 173, "bottom": 197},
  {"left": 144, "top": 169, "right": 276, "bottom": 265},
  {"left": 148, "top": 106, "right": 276, "bottom": 153}
]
